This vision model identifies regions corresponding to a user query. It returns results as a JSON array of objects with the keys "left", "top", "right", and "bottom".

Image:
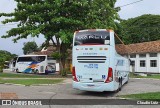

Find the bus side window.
[{"left": 38, "top": 56, "right": 45, "bottom": 62}]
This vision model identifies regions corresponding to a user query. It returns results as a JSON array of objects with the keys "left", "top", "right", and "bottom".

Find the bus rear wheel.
[
  {"left": 33, "top": 69, "right": 39, "bottom": 74},
  {"left": 16, "top": 69, "right": 19, "bottom": 73},
  {"left": 119, "top": 78, "right": 122, "bottom": 91},
  {"left": 114, "top": 79, "right": 122, "bottom": 93},
  {"left": 125, "top": 75, "right": 129, "bottom": 84}
]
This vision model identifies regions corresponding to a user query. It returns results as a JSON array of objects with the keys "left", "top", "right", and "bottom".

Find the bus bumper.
[{"left": 72, "top": 81, "right": 115, "bottom": 92}]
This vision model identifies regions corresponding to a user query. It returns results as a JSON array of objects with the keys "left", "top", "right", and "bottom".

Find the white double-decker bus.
[
  {"left": 72, "top": 29, "right": 130, "bottom": 92},
  {"left": 15, "top": 55, "right": 56, "bottom": 74}
]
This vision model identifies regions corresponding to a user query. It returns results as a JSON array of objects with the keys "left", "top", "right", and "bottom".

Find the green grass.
[
  {"left": 129, "top": 73, "right": 144, "bottom": 78},
  {"left": 119, "top": 92, "right": 160, "bottom": 100},
  {"left": 0, "top": 78, "right": 64, "bottom": 86},
  {"left": 146, "top": 75, "right": 160, "bottom": 79},
  {"left": 0, "top": 73, "right": 54, "bottom": 78},
  {"left": 0, "top": 73, "right": 65, "bottom": 86},
  {"left": 129, "top": 73, "right": 160, "bottom": 79}
]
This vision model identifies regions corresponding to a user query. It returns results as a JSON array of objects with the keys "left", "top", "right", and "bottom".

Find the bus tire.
[
  {"left": 114, "top": 87, "right": 119, "bottom": 93},
  {"left": 114, "top": 78, "right": 122, "bottom": 93},
  {"left": 125, "top": 75, "right": 129, "bottom": 84},
  {"left": 16, "top": 69, "right": 19, "bottom": 73},
  {"left": 35, "top": 69, "right": 39, "bottom": 74},
  {"left": 119, "top": 78, "right": 122, "bottom": 91}
]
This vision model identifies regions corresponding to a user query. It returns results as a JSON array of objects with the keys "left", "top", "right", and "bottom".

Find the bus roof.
[
  {"left": 75, "top": 29, "right": 114, "bottom": 33},
  {"left": 18, "top": 55, "right": 47, "bottom": 57}
]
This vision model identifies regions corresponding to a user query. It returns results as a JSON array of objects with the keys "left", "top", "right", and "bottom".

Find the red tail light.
[
  {"left": 105, "top": 67, "right": 113, "bottom": 83},
  {"left": 72, "top": 66, "right": 78, "bottom": 82}
]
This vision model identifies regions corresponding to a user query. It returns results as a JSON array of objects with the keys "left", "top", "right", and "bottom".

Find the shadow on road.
[
  {"left": 75, "top": 91, "right": 116, "bottom": 98},
  {"left": 71, "top": 84, "right": 130, "bottom": 98}
]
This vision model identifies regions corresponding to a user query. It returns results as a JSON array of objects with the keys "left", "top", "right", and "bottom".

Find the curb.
[
  {"left": 0, "top": 83, "right": 62, "bottom": 86},
  {"left": 130, "top": 78, "right": 160, "bottom": 80},
  {"left": 1, "top": 83, "right": 26, "bottom": 86},
  {"left": 30, "top": 84, "right": 56, "bottom": 86},
  {"left": 2, "top": 78, "right": 66, "bottom": 80}
]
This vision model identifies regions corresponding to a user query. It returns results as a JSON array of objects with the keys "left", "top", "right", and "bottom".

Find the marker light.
[{"left": 72, "top": 66, "right": 78, "bottom": 82}]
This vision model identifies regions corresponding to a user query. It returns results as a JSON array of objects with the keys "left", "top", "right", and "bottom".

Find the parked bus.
[
  {"left": 15, "top": 55, "right": 56, "bottom": 74},
  {"left": 72, "top": 29, "right": 130, "bottom": 92}
]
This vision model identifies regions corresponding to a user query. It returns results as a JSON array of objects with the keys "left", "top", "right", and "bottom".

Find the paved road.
[{"left": 0, "top": 78, "right": 160, "bottom": 108}]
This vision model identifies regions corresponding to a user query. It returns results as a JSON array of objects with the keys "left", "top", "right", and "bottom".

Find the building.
[
  {"left": 116, "top": 40, "right": 160, "bottom": 73},
  {"left": 35, "top": 40, "right": 160, "bottom": 73},
  {"left": 34, "top": 44, "right": 72, "bottom": 71}
]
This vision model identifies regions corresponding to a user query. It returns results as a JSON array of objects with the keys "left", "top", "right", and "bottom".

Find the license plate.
[{"left": 87, "top": 84, "right": 95, "bottom": 87}]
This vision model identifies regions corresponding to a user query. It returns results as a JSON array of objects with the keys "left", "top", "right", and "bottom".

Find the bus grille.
[{"left": 77, "top": 56, "right": 106, "bottom": 63}]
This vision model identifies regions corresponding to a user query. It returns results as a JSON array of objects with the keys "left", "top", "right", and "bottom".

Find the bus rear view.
[
  {"left": 72, "top": 29, "right": 115, "bottom": 92},
  {"left": 72, "top": 29, "right": 130, "bottom": 92}
]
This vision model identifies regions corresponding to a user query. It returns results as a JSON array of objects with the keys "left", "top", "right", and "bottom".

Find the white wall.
[
  {"left": 158, "top": 53, "right": 160, "bottom": 73},
  {"left": 138, "top": 54, "right": 147, "bottom": 72},
  {"left": 148, "top": 53, "right": 159, "bottom": 73},
  {"left": 129, "top": 53, "right": 160, "bottom": 73},
  {"left": 129, "top": 55, "right": 137, "bottom": 72}
]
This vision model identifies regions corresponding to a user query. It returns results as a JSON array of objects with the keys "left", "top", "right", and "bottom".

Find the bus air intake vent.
[{"left": 77, "top": 56, "right": 106, "bottom": 63}]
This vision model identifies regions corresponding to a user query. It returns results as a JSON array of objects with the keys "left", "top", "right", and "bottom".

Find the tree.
[
  {"left": 86, "top": 0, "right": 120, "bottom": 29},
  {"left": 0, "top": 0, "right": 120, "bottom": 75},
  {"left": 22, "top": 41, "right": 38, "bottom": 54},
  {"left": 119, "top": 14, "right": 160, "bottom": 44},
  {"left": 0, "top": 50, "right": 17, "bottom": 72}
]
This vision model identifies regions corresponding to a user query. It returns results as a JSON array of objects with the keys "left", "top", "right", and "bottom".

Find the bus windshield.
[
  {"left": 17, "top": 56, "right": 46, "bottom": 62},
  {"left": 74, "top": 31, "right": 110, "bottom": 46}
]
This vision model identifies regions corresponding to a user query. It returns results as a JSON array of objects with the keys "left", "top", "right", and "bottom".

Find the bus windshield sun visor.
[{"left": 74, "top": 31, "right": 110, "bottom": 46}]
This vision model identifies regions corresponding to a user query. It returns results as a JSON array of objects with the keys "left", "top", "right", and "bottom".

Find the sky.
[{"left": 0, "top": 0, "right": 160, "bottom": 55}]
